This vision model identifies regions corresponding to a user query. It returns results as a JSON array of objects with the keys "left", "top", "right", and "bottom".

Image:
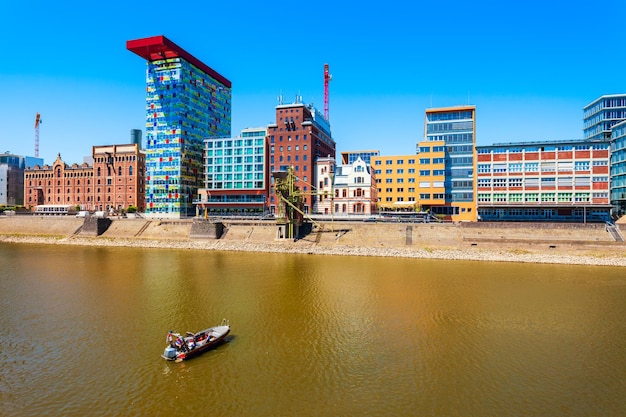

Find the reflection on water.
[{"left": 1, "top": 243, "right": 625, "bottom": 416}]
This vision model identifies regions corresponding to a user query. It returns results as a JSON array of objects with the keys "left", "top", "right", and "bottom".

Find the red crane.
[
  {"left": 324, "top": 64, "right": 332, "bottom": 121},
  {"left": 34, "top": 113, "right": 41, "bottom": 158}
]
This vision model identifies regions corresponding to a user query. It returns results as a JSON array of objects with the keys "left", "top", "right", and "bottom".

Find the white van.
[{"left": 76, "top": 211, "right": 89, "bottom": 218}]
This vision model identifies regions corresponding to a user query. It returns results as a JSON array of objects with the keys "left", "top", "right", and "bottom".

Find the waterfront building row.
[{"left": 10, "top": 33, "right": 626, "bottom": 224}]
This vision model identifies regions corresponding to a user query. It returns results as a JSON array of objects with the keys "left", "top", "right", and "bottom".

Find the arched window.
[
  {"left": 97, "top": 167, "right": 101, "bottom": 176},
  {"left": 129, "top": 166, "right": 133, "bottom": 176},
  {"left": 118, "top": 167, "right": 122, "bottom": 176},
  {"left": 107, "top": 166, "right": 111, "bottom": 176}
]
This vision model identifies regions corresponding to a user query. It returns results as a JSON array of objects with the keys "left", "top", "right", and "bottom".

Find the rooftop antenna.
[{"left": 278, "top": 90, "right": 284, "bottom": 105}]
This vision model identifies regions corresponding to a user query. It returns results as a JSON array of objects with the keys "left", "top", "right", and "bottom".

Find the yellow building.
[{"left": 371, "top": 155, "right": 420, "bottom": 211}]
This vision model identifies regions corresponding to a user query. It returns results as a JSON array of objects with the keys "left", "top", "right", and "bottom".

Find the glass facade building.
[
  {"left": 199, "top": 128, "right": 268, "bottom": 215},
  {"left": 421, "top": 106, "right": 476, "bottom": 221},
  {"left": 128, "top": 36, "right": 232, "bottom": 218},
  {"left": 340, "top": 150, "right": 380, "bottom": 165},
  {"left": 611, "top": 120, "right": 626, "bottom": 214},
  {"left": 583, "top": 94, "right": 626, "bottom": 140}
]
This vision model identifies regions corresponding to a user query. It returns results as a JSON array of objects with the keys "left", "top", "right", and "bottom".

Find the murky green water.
[{"left": 1, "top": 243, "right": 625, "bottom": 416}]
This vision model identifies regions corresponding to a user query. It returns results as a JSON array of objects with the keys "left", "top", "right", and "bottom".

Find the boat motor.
[{"left": 163, "top": 347, "right": 177, "bottom": 360}]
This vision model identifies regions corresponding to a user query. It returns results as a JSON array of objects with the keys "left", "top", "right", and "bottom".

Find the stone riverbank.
[{"left": 1, "top": 216, "right": 625, "bottom": 267}]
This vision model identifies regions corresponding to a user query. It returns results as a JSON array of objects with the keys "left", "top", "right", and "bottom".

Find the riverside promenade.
[{"left": 1, "top": 216, "right": 625, "bottom": 267}]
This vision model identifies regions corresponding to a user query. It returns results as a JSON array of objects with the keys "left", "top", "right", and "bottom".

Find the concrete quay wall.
[{"left": 1, "top": 216, "right": 625, "bottom": 266}]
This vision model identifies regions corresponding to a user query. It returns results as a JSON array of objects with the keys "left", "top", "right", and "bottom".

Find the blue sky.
[{"left": 1, "top": 1, "right": 625, "bottom": 165}]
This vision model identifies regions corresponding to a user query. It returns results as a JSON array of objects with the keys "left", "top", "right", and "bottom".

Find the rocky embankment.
[{"left": 1, "top": 216, "right": 625, "bottom": 267}]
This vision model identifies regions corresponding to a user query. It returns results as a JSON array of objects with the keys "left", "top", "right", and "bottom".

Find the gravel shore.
[{"left": 2, "top": 234, "right": 626, "bottom": 267}]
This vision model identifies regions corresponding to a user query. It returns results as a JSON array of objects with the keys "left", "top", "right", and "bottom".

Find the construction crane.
[
  {"left": 34, "top": 113, "right": 42, "bottom": 157},
  {"left": 324, "top": 64, "right": 332, "bottom": 121}
]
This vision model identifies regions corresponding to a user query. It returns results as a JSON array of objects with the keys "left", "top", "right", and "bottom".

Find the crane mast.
[
  {"left": 324, "top": 64, "right": 331, "bottom": 121},
  {"left": 34, "top": 113, "right": 41, "bottom": 158}
]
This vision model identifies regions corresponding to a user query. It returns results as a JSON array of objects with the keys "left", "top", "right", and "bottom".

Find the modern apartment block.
[
  {"left": 583, "top": 94, "right": 626, "bottom": 140},
  {"left": 340, "top": 150, "right": 380, "bottom": 165},
  {"left": 24, "top": 145, "right": 146, "bottom": 212},
  {"left": 314, "top": 156, "right": 377, "bottom": 216},
  {"left": 611, "top": 120, "right": 626, "bottom": 215},
  {"left": 198, "top": 127, "right": 268, "bottom": 215},
  {"left": 371, "top": 155, "right": 419, "bottom": 211},
  {"left": 267, "top": 101, "right": 336, "bottom": 214},
  {"left": 476, "top": 139, "right": 611, "bottom": 222},
  {"left": 127, "top": 35, "right": 232, "bottom": 218},
  {"left": 420, "top": 106, "right": 476, "bottom": 221},
  {"left": 0, "top": 153, "right": 42, "bottom": 206}
]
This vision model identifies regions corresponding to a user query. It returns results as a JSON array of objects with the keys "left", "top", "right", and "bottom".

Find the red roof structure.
[{"left": 127, "top": 35, "right": 231, "bottom": 88}]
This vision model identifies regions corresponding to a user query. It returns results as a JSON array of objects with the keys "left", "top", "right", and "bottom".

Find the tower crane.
[
  {"left": 34, "top": 113, "right": 42, "bottom": 157},
  {"left": 324, "top": 64, "right": 332, "bottom": 121}
]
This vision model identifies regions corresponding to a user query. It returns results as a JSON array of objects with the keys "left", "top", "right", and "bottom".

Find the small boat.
[{"left": 162, "top": 319, "right": 230, "bottom": 361}]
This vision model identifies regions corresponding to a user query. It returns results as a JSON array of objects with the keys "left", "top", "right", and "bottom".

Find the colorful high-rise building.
[{"left": 127, "top": 35, "right": 232, "bottom": 218}]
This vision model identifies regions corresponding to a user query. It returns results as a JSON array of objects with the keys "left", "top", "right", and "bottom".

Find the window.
[
  {"left": 493, "top": 164, "right": 506, "bottom": 173},
  {"left": 477, "top": 164, "right": 490, "bottom": 173}
]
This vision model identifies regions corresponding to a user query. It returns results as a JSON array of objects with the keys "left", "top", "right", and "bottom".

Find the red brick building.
[
  {"left": 267, "top": 102, "right": 335, "bottom": 214},
  {"left": 24, "top": 144, "right": 146, "bottom": 212}
]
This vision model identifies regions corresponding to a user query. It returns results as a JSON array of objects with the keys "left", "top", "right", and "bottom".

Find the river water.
[{"left": 1, "top": 243, "right": 625, "bottom": 416}]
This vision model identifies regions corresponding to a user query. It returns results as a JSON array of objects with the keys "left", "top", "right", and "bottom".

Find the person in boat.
[
  {"left": 166, "top": 331, "right": 174, "bottom": 347},
  {"left": 174, "top": 336, "right": 184, "bottom": 350},
  {"left": 187, "top": 338, "right": 195, "bottom": 351}
]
